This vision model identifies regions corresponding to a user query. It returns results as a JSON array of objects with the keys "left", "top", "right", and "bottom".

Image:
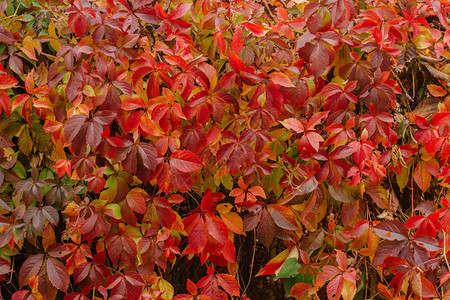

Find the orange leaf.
[
  {"left": 248, "top": 186, "right": 266, "bottom": 198},
  {"left": 290, "top": 283, "right": 312, "bottom": 299},
  {"left": 377, "top": 283, "right": 395, "bottom": 300},
  {"left": 335, "top": 250, "right": 347, "bottom": 270},
  {"left": 412, "top": 274, "right": 438, "bottom": 299},
  {"left": 25, "top": 70, "right": 35, "bottom": 94},
  {"left": 257, "top": 249, "right": 289, "bottom": 276},
  {"left": 413, "top": 161, "right": 431, "bottom": 192},
  {"left": 270, "top": 72, "right": 295, "bottom": 88},
  {"left": 0, "top": 75, "right": 18, "bottom": 89},
  {"left": 219, "top": 211, "right": 244, "bottom": 235},
  {"left": 427, "top": 84, "right": 447, "bottom": 97}
]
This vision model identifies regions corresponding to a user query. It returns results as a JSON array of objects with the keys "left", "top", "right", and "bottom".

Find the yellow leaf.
[
  {"left": 217, "top": 203, "right": 232, "bottom": 214},
  {"left": 156, "top": 278, "right": 174, "bottom": 300},
  {"left": 397, "top": 164, "right": 410, "bottom": 191},
  {"left": 341, "top": 279, "right": 356, "bottom": 300},
  {"left": 219, "top": 211, "right": 244, "bottom": 235},
  {"left": 19, "top": 36, "right": 36, "bottom": 60},
  {"left": 48, "top": 20, "right": 61, "bottom": 51},
  {"left": 220, "top": 174, "right": 233, "bottom": 190}
]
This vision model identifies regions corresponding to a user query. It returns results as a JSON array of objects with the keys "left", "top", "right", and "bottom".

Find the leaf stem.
[
  {"left": 442, "top": 232, "right": 450, "bottom": 272},
  {"left": 242, "top": 229, "right": 256, "bottom": 295}
]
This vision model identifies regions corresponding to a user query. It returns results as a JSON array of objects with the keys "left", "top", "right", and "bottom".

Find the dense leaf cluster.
[{"left": 0, "top": 0, "right": 450, "bottom": 299}]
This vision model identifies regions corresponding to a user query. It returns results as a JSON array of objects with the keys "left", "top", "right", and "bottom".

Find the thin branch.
[
  {"left": 242, "top": 229, "right": 257, "bottom": 296},
  {"left": 278, "top": 0, "right": 288, "bottom": 9},
  {"left": 391, "top": 67, "right": 413, "bottom": 112},
  {"left": 260, "top": 0, "right": 276, "bottom": 22}
]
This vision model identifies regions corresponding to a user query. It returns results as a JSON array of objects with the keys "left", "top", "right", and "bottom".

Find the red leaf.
[
  {"left": 46, "top": 257, "right": 69, "bottom": 292},
  {"left": 413, "top": 236, "right": 441, "bottom": 251},
  {"left": 106, "top": 272, "right": 144, "bottom": 299},
  {"left": 327, "top": 275, "right": 343, "bottom": 300},
  {"left": 170, "top": 164, "right": 193, "bottom": 191},
  {"left": 185, "top": 215, "right": 207, "bottom": 252},
  {"left": 268, "top": 205, "right": 299, "bottom": 231},
  {"left": 310, "top": 43, "right": 330, "bottom": 77},
  {"left": 0, "top": 75, "right": 18, "bottom": 89},
  {"left": 180, "top": 124, "right": 206, "bottom": 154},
  {"left": 0, "top": 92, "right": 11, "bottom": 116},
  {"left": 12, "top": 291, "right": 30, "bottom": 300},
  {"left": 374, "top": 220, "right": 408, "bottom": 241},
  {"left": 214, "top": 31, "right": 227, "bottom": 55},
  {"left": 126, "top": 188, "right": 147, "bottom": 214},
  {"left": 335, "top": 250, "right": 347, "bottom": 270},
  {"left": 228, "top": 51, "right": 245, "bottom": 73},
  {"left": 170, "top": 150, "right": 203, "bottom": 173},
  {"left": 216, "top": 274, "right": 240, "bottom": 296},
  {"left": 19, "top": 254, "right": 44, "bottom": 287},
  {"left": 231, "top": 26, "right": 243, "bottom": 54},
  {"left": 64, "top": 114, "right": 88, "bottom": 142},
  {"left": 205, "top": 215, "right": 228, "bottom": 245},
  {"left": 241, "top": 22, "right": 265, "bottom": 37},
  {"left": 405, "top": 215, "right": 425, "bottom": 229},
  {"left": 257, "top": 249, "right": 289, "bottom": 276},
  {"left": 153, "top": 197, "right": 176, "bottom": 228},
  {"left": 330, "top": 145, "right": 354, "bottom": 160},
  {"left": 412, "top": 275, "right": 439, "bottom": 299},
  {"left": 187, "top": 279, "right": 197, "bottom": 295},
  {"left": 0, "top": 257, "right": 11, "bottom": 275},
  {"left": 381, "top": 256, "right": 410, "bottom": 272},
  {"left": 169, "top": 2, "right": 192, "bottom": 19},
  {"left": 281, "top": 118, "right": 304, "bottom": 133},
  {"left": 72, "top": 14, "right": 87, "bottom": 37},
  {"left": 105, "top": 233, "right": 137, "bottom": 268}
]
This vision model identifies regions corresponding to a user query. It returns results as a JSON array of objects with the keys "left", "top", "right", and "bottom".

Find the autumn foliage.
[{"left": 1, "top": 0, "right": 450, "bottom": 299}]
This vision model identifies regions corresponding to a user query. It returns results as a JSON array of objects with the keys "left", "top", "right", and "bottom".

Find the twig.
[
  {"left": 411, "top": 166, "right": 414, "bottom": 215},
  {"left": 243, "top": 229, "right": 257, "bottom": 295},
  {"left": 278, "top": 0, "right": 288, "bottom": 9},
  {"left": 364, "top": 258, "right": 368, "bottom": 299},
  {"left": 390, "top": 68, "right": 413, "bottom": 113},
  {"left": 260, "top": 0, "right": 276, "bottom": 22},
  {"left": 13, "top": 0, "right": 21, "bottom": 17},
  {"left": 443, "top": 233, "right": 450, "bottom": 272},
  {"left": 412, "top": 257, "right": 441, "bottom": 271}
]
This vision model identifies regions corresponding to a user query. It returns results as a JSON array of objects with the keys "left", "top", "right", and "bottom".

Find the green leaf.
[
  {"left": 284, "top": 274, "right": 314, "bottom": 296},
  {"left": 397, "top": 164, "right": 410, "bottom": 191},
  {"left": 274, "top": 258, "right": 301, "bottom": 280},
  {"left": 6, "top": 2, "right": 15, "bottom": 16},
  {"left": 105, "top": 203, "right": 122, "bottom": 219},
  {"left": 18, "top": 126, "right": 32, "bottom": 157},
  {"left": 220, "top": 174, "right": 233, "bottom": 190},
  {"left": 31, "top": 121, "right": 52, "bottom": 155},
  {"left": 12, "top": 161, "right": 27, "bottom": 179},
  {"left": 17, "top": 14, "right": 34, "bottom": 22},
  {"left": 38, "top": 168, "right": 54, "bottom": 180}
]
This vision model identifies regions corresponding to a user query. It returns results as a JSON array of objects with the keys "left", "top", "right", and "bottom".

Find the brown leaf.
[
  {"left": 19, "top": 254, "right": 44, "bottom": 287},
  {"left": 412, "top": 97, "right": 440, "bottom": 120},
  {"left": 424, "top": 63, "right": 450, "bottom": 82},
  {"left": 0, "top": 26, "right": 15, "bottom": 44}
]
